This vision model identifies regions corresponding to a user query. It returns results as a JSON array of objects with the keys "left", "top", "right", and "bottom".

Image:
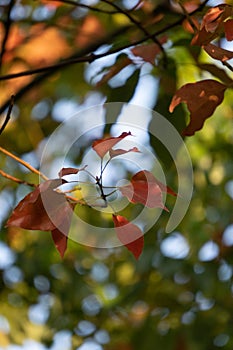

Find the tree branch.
[
  {"left": 0, "top": 0, "right": 15, "bottom": 69},
  {"left": 0, "top": 0, "right": 209, "bottom": 114},
  {"left": 0, "top": 169, "right": 36, "bottom": 187},
  {"left": 0, "top": 95, "right": 14, "bottom": 136},
  {"left": 100, "top": 0, "right": 167, "bottom": 66},
  {"left": 49, "top": 0, "right": 118, "bottom": 14},
  {"left": 0, "top": 146, "right": 48, "bottom": 181}
]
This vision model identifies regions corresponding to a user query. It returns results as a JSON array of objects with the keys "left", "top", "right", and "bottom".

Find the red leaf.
[
  {"left": 119, "top": 170, "right": 168, "bottom": 210},
  {"left": 191, "top": 5, "right": 233, "bottom": 46},
  {"left": 7, "top": 179, "right": 63, "bottom": 230},
  {"left": 7, "top": 179, "right": 74, "bottom": 257},
  {"left": 58, "top": 165, "right": 87, "bottom": 178},
  {"left": 169, "top": 80, "right": 226, "bottom": 136},
  {"left": 204, "top": 43, "right": 233, "bottom": 62},
  {"left": 109, "top": 146, "right": 141, "bottom": 159},
  {"left": 131, "top": 36, "right": 167, "bottom": 65},
  {"left": 92, "top": 132, "right": 132, "bottom": 158},
  {"left": 112, "top": 214, "right": 144, "bottom": 259},
  {"left": 96, "top": 55, "right": 132, "bottom": 86},
  {"left": 51, "top": 229, "right": 68, "bottom": 258},
  {"left": 224, "top": 19, "right": 233, "bottom": 41}
]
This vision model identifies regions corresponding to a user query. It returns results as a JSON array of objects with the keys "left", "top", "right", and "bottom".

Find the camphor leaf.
[
  {"left": 92, "top": 131, "right": 132, "bottom": 158},
  {"left": 112, "top": 214, "right": 144, "bottom": 260},
  {"left": 119, "top": 170, "right": 169, "bottom": 210},
  {"left": 109, "top": 146, "right": 140, "bottom": 159},
  {"left": 169, "top": 79, "right": 227, "bottom": 136},
  {"left": 7, "top": 179, "right": 74, "bottom": 257}
]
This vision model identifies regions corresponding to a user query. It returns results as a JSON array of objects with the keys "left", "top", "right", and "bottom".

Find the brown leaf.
[
  {"left": 191, "top": 5, "right": 233, "bottom": 46},
  {"left": 201, "top": 5, "right": 226, "bottom": 33},
  {"left": 97, "top": 55, "right": 132, "bottom": 87},
  {"left": 169, "top": 80, "right": 227, "bottom": 136},
  {"left": 119, "top": 170, "right": 168, "bottom": 210},
  {"left": 92, "top": 132, "right": 132, "bottom": 158},
  {"left": 7, "top": 179, "right": 74, "bottom": 257},
  {"left": 224, "top": 19, "right": 233, "bottom": 41},
  {"left": 58, "top": 166, "right": 87, "bottom": 178},
  {"left": 112, "top": 214, "right": 144, "bottom": 260},
  {"left": 204, "top": 43, "right": 233, "bottom": 62},
  {"left": 131, "top": 36, "right": 167, "bottom": 65},
  {"left": 7, "top": 179, "right": 63, "bottom": 230},
  {"left": 109, "top": 147, "right": 141, "bottom": 159},
  {"left": 51, "top": 229, "right": 68, "bottom": 258}
]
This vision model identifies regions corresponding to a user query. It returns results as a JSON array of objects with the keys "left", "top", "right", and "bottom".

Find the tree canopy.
[{"left": 0, "top": 0, "right": 233, "bottom": 349}]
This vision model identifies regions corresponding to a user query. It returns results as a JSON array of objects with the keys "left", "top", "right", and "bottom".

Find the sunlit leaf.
[
  {"left": 112, "top": 214, "right": 144, "bottom": 259},
  {"left": 109, "top": 146, "right": 140, "bottom": 159},
  {"left": 119, "top": 170, "right": 168, "bottom": 210},
  {"left": 92, "top": 131, "right": 132, "bottom": 158},
  {"left": 7, "top": 179, "right": 74, "bottom": 257}
]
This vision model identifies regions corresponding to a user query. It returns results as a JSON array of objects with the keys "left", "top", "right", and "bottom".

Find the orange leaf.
[
  {"left": 131, "top": 36, "right": 167, "bottom": 65},
  {"left": 92, "top": 132, "right": 132, "bottom": 158},
  {"left": 109, "top": 147, "right": 141, "bottom": 159},
  {"left": 224, "top": 19, "right": 233, "bottom": 41},
  {"left": 119, "top": 170, "right": 168, "bottom": 210},
  {"left": 169, "top": 80, "right": 227, "bottom": 136},
  {"left": 112, "top": 215, "right": 144, "bottom": 259},
  {"left": 204, "top": 43, "right": 233, "bottom": 62}
]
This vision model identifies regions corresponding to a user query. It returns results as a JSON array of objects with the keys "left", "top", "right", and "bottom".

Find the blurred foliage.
[{"left": 0, "top": 0, "right": 233, "bottom": 349}]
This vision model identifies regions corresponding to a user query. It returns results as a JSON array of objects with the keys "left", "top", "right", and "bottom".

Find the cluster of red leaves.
[
  {"left": 170, "top": 4, "right": 233, "bottom": 136},
  {"left": 7, "top": 132, "right": 176, "bottom": 260}
]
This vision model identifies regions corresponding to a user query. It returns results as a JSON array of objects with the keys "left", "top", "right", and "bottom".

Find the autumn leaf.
[
  {"left": 191, "top": 4, "right": 233, "bottom": 46},
  {"left": 92, "top": 132, "right": 132, "bottom": 158},
  {"left": 97, "top": 55, "right": 133, "bottom": 86},
  {"left": 109, "top": 147, "right": 140, "bottom": 159},
  {"left": 119, "top": 170, "right": 168, "bottom": 210},
  {"left": 169, "top": 80, "right": 227, "bottom": 136},
  {"left": 7, "top": 179, "right": 74, "bottom": 257},
  {"left": 131, "top": 36, "right": 167, "bottom": 65},
  {"left": 58, "top": 166, "right": 87, "bottom": 178},
  {"left": 112, "top": 214, "right": 144, "bottom": 259},
  {"left": 224, "top": 19, "right": 233, "bottom": 41},
  {"left": 51, "top": 229, "right": 68, "bottom": 259},
  {"left": 204, "top": 43, "right": 233, "bottom": 62}
]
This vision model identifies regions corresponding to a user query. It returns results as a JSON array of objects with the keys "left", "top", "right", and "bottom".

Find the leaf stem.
[{"left": 0, "top": 146, "right": 48, "bottom": 181}]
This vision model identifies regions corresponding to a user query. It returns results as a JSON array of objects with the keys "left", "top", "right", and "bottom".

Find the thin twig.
[
  {"left": 0, "top": 0, "right": 209, "bottom": 114},
  {"left": 49, "top": 0, "right": 118, "bottom": 13},
  {"left": 0, "top": 146, "right": 48, "bottom": 181},
  {"left": 222, "top": 61, "right": 233, "bottom": 73},
  {"left": 101, "top": 0, "right": 167, "bottom": 66},
  {"left": 0, "top": 0, "right": 15, "bottom": 69},
  {"left": 0, "top": 169, "right": 36, "bottom": 187},
  {"left": 0, "top": 95, "right": 14, "bottom": 136}
]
